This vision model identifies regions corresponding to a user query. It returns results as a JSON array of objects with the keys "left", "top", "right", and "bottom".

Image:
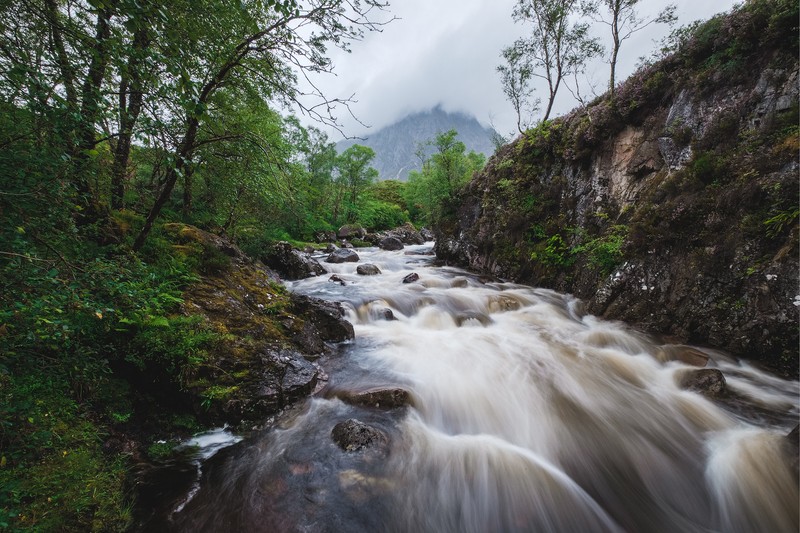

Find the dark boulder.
[
  {"left": 338, "top": 387, "right": 412, "bottom": 409},
  {"left": 290, "top": 294, "right": 354, "bottom": 343},
  {"left": 329, "top": 274, "right": 346, "bottom": 286},
  {"left": 420, "top": 227, "right": 435, "bottom": 241},
  {"left": 675, "top": 368, "right": 727, "bottom": 396},
  {"left": 379, "top": 237, "right": 404, "bottom": 251},
  {"left": 264, "top": 242, "right": 325, "bottom": 280},
  {"left": 357, "top": 264, "right": 381, "bottom": 276},
  {"left": 326, "top": 248, "right": 360, "bottom": 263},
  {"left": 331, "top": 419, "right": 388, "bottom": 453},
  {"left": 402, "top": 273, "right": 419, "bottom": 284},
  {"left": 338, "top": 225, "right": 366, "bottom": 240}
]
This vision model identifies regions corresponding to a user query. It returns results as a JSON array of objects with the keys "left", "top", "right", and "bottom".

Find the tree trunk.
[{"left": 112, "top": 25, "right": 149, "bottom": 210}]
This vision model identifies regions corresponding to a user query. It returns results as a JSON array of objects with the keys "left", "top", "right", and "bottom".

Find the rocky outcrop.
[
  {"left": 264, "top": 241, "right": 325, "bottom": 280},
  {"left": 165, "top": 224, "right": 354, "bottom": 425},
  {"left": 435, "top": 3, "right": 799, "bottom": 376}
]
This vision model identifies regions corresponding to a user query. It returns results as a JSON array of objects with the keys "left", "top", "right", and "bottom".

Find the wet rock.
[
  {"left": 655, "top": 345, "right": 710, "bottom": 367},
  {"left": 326, "top": 248, "right": 359, "bottom": 263},
  {"left": 290, "top": 294, "right": 354, "bottom": 342},
  {"left": 331, "top": 419, "right": 388, "bottom": 452},
  {"left": 379, "top": 236, "right": 404, "bottom": 251},
  {"left": 338, "top": 387, "right": 412, "bottom": 409},
  {"left": 248, "top": 349, "right": 320, "bottom": 412},
  {"left": 376, "top": 308, "right": 395, "bottom": 321},
  {"left": 264, "top": 242, "right": 325, "bottom": 280},
  {"left": 356, "top": 264, "right": 381, "bottom": 276},
  {"left": 420, "top": 227, "right": 434, "bottom": 241},
  {"left": 402, "top": 273, "right": 419, "bottom": 284},
  {"left": 338, "top": 225, "right": 366, "bottom": 240},
  {"left": 328, "top": 274, "right": 346, "bottom": 286},
  {"left": 341, "top": 241, "right": 354, "bottom": 249},
  {"left": 675, "top": 368, "right": 727, "bottom": 396},
  {"left": 324, "top": 243, "right": 337, "bottom": 253}
]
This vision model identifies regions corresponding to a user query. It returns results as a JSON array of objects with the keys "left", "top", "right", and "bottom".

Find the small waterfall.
[{"left": 151, "top": 243, "right": 799, "bottom": 532}]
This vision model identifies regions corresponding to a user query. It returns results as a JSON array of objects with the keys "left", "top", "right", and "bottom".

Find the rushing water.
[{"left": 145, "top": 244, "right": 799, "bottom": 532}]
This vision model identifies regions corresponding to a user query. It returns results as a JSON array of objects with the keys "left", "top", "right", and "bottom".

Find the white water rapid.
[{"left": 155, "top": 243, "right": 799, "bottom": 532}]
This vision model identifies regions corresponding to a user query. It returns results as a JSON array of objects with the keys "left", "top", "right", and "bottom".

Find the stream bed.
[{"left": 140, "top": 243, "right": 799, "bottom": 532}]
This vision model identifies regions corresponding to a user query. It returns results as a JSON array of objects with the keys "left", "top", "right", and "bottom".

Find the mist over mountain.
[{"left": 337, "top": 106, "right": 497, "bottom": 181}]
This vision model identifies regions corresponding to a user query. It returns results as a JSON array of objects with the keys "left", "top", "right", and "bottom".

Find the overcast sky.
[{"left": 302, "top": 1, "right": 737, "bottom": 140}]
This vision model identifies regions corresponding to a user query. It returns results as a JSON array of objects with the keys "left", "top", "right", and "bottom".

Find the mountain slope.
[
  {"left": 337, "top": 106, "right": 496, "bottom": 181},
  {"left": 436, "top": 0, "right": 799, "bottom": 375}
]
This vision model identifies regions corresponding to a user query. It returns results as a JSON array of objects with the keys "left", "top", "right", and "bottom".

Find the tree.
[
  {"left": 500, "top": 0, "right": 602, "bottom": 125},
  {"left": 405, "top": 129, "right": 485, "bottom": 225},
  {"left": 335, "top": 144, "right": 378, "bottom": 223},
  {"left": 131, "top": 0, "right": 390, "bottom": 250},
  {"left": 497, "top": 46, "right": 539, "bottom": 134},
  {"left": 584, "top": 0, "right": 676, "bottom": 99}
]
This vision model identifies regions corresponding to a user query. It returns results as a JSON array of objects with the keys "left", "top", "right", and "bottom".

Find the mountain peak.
[{"left": 337, "top": 108, "right": 496, "bottom": 181}]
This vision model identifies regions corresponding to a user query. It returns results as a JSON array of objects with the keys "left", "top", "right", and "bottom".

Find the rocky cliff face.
[{"left": 437, "top": 1, "right": 799, "bottom": 375}]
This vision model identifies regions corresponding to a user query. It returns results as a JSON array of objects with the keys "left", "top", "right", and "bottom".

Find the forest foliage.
[{"left": 0, "top": 0, "right": 496, "bottom": 528}]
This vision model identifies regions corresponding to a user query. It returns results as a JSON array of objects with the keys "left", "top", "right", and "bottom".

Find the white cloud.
[{"left": 299, "top": 0, "right": 736, "bottom": 140}]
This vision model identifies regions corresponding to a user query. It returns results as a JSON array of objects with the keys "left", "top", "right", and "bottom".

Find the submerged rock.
[
  {"left": 328, "top": 274, "right": 346, "bottom": 286},
  {"left": 356, "top": 264, "right": 381, "bottom": 276},
  {"left": 675, "top": 368, "right": 727, "bottom": 396},
  {"left": 331, "top": 419, "right": 388, "bottom": 453},
  {"left": 326, "top": 248, "right": 359, "bottom": 263}
]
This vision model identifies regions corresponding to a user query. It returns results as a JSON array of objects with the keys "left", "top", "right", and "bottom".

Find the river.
[{"left": 145, "top": 243, "right": 799, "bottom": 532}]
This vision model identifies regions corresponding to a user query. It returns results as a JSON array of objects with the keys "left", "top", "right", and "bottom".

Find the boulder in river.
[
  {"left": 331, "top": 419, "right": 388, "bottom": 453},
  {"left": 338, "top": 387, "right": 412, "bottom": 409},
  {"left": 675, "top": 368, "right": 727, "bottom": 396},
  {"left": 379, "top": 236, "right": 404, "bottom": 251},
  {"left": 329, "top": 274, "right": 346, "bottom": 286},
  {"left": 356, "top": 264, "right": 381, "bottom": 276},
  {"left": 402, "top": 273, "right": 419, "bottom": 284},
  {"left": 376, "top": 308, "right": 395, "bottom": 321},
  {"left": 326, "top": 248, "right": 359, "bottom": 263},
  {"left": 290, "top": 294, "right": 354, "bottom": 343},
  {"left": 264, "top": 241, "right": 325, "bottom": 280}
]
